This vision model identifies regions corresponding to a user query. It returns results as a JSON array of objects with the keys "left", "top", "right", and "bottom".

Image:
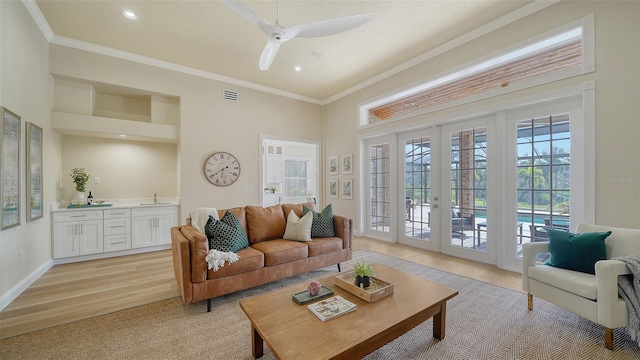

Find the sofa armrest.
[
  {"left": 178, "top": 224, "right": 209, "bottom": 283},
  {"left": 171, "top": 226, "right": 193, "bottom": 304},
  {"left": 521, "top": 241, "right": 550, "bottom": 292},
  {"left": 595, "top": 259, "right": 631, "bottom": 325},
  {"left": 333, "top": 215, "right": 352, "bottom": 249}
]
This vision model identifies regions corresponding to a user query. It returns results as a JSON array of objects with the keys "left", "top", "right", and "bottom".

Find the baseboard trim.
[
  {"left": 53, "top": 245, "right": 171, "bottom": 265},
  {"left": 0, "top": 258, "right": 54, "bottom": 311}
]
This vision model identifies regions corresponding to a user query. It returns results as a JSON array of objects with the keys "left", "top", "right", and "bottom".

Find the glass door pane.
[
  {"left": 369, "top": 143, "right": 391, "bottom": 234},
  {"left": 449, "top": 127, "right": 487, "bottom": 251},
  {"left": 516, "top": 114, "right": 571, "bottom": 260}
]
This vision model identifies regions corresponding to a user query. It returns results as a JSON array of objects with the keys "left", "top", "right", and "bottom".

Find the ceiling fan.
[{"left": 221, "top": 0, "right": 374, "bottom": 70}]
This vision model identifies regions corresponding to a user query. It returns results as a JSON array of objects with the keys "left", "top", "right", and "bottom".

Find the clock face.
[{"left": 204, "top": 152, "right": 241, "bottom": 186}]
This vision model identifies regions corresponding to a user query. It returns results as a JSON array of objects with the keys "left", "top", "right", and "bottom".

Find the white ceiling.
[{"left": 34, "top": 0, "right": 534, "bottom": 102}]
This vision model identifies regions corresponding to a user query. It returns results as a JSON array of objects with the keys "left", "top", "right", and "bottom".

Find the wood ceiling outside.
[{"left": 369, "top": 39, "right": 582, "bottom": 122}]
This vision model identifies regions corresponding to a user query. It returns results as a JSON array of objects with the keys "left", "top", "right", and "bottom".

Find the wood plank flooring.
[{"left": 0, "top": 236, "right": 521, "bottom": 340}]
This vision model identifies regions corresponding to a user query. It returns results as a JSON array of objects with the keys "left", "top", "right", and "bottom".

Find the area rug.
[{"left": 1, "top": 250, "right": 639, "bottom": 359}]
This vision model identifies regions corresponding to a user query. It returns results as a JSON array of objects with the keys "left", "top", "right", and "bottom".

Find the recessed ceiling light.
[
  {"left": 118, "top": 134, "right": 128, "bottom": 138},
  {"left": 122, "top": 10, "right": 137, "bottom": 20},
  {"left": 294, "top": 66, "right": 302, "bottom": 72}
]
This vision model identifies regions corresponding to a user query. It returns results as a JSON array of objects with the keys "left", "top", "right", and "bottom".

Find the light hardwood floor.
[{"left": 0, "top": 236, "right": 522, "bottom": 340}]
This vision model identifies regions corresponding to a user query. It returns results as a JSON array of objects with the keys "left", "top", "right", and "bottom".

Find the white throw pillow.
[{"left": 283, "top": 210, "right": 313, "bottom": 242}]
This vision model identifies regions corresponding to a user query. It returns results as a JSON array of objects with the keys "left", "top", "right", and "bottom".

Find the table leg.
[
  {"left": 433, "top": 302, "right": 447, "bottom": 339},
  {"left": 252, "top": 325, "right": 264, "bottom": 358}
]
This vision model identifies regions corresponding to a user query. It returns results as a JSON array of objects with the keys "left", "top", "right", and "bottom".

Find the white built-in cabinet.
[
  {"left": 131, "top": 206, "right": 178, "bottom": 248},
  {"left": 103, "top": 209, "right": 132, "bottom": 252},
  {"left": 52, "top": 210, "right": 104, "bottom": 258},
  {"left": 52, "top": 205, "right": 178, "bottom": 262},
  {"left": 264, "top": 145, "right": 284, "bottom": 183}
]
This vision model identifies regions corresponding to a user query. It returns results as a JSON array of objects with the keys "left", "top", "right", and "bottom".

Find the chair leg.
[
  {"left": 605, "top": 327, "right": 614, "bottom": 350},
  {"left": 527, "top": 293, "right": 533, "bottom": 310},
  {"left": 337, "top": 263, "right": 341, "bottom": 272}
]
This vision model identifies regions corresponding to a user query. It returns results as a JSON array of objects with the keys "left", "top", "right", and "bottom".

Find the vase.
[
  {"left": 355, "top": 275, "right": 370, "bottom": 289},
  {"left": 77, "top": 191, "right": 85, "bottom": 204}
]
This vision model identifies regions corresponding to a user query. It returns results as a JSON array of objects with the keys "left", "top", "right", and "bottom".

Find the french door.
[
  {"left": 397, "top": 116, "right": 496, "bottom": 264},
  {"left": 364, "top": 93, "right": 587, "bottom": 269}
]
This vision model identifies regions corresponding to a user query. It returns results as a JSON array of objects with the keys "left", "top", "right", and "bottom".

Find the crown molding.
[
  {"left": 23, "top": 0, "right": 559, "bottom": 106},
  {"left": 21, "top": 0, "right": 53, "bottom": 41}
]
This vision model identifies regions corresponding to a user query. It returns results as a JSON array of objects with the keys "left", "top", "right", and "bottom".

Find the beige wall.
[
  {"left": 60, "top": 136, "right": 178, "bottom": 202},
  {"left": 324, "top": 0, "right": 640, "bottom": 229},
  {"left": 48, "top": 44, "right": 324, "bottom": 223},
  {"left": 0, "top": 1, "right": 59, "bottom": 303}
]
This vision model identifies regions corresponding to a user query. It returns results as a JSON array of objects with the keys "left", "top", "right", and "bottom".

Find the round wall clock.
[{"left": 204, "top": 152, "right": 241, "bottom": 186}]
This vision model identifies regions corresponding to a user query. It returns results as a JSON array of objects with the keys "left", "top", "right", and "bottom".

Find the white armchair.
[{"left": 522, "top": 223, "right": 640, "bottom": 349}]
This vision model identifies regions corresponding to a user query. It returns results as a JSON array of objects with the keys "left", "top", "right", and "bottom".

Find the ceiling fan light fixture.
[{"left": 122, "top": 10, "right": 137, "bottom": 20}]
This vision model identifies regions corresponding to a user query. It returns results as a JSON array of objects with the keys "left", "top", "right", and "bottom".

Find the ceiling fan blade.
[
  {"left": 221, "top": 0, "right": 273, "bottom": 33},
  {"left": 290, "top": 13, "right": 374, "bottom": 38},
  {"left": 259, "top": 40, "right": 281, "bottom": 70}
]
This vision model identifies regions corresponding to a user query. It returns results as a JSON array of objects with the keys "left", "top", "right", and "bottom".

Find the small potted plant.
[
  {"left": 69, "top": 167, "right": 90, "bottom": 203},
  {"left": 352, "top": 261, "right": 374, "bottom": 289}
]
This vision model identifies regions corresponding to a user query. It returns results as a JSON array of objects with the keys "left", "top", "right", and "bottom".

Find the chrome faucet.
[{"left": 154, "top": 193, "right": 157, "bottom": 204}]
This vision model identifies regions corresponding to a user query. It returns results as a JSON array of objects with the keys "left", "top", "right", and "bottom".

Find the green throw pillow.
[
  {"left": 204, "top": 212, "right": 249, "bottom": 253},
  {"left": 545, "top": 228, "right": 611, "bottom": 274},
  {"left": 302, "top": 204, "right": 335, "bottom": 238}
]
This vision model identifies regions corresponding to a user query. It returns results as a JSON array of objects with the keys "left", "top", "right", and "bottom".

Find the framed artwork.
[
  {"left": 1, "top": 107, "right": 21, "bottom": 230},
  {"left": 341, "top": 154, "right": 352, "bottom": 174},
  {"left": 328, "top": 179, "right": 338, "bottom": 198},
  {"left": 27, "top": 122, "right": 43, "bottom": 222},
  {"left": 342, "top": 179, "right": 353, "bottom": 200},
  {"left": 328, "top": 156, "right": 338, "bottom": 175}
]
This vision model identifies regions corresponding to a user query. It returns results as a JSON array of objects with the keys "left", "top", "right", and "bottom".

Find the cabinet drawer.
[
  {"left": 54, "top": 210, "right": 102, "bottom": 222},
  {"left": 104, "top": 218, "right": 131, "bottom": 235},
  {"left": 132, "top": 206, "right": 178, "bottom": 217},
  {"left": 104, "top": 209, "right": 131, "bottom": 219},
  {"left": 104, "top": 234, "right": 131, "bottom": 252}
]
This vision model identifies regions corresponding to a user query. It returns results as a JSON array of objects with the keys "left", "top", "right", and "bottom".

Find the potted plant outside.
[{"left": 352, "top": 261, "right": 374, "bottom": 289}]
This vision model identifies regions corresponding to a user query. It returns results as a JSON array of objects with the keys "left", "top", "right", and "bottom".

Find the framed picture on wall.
[
  {"left": 328, "top": 156, "right": 338, "bottom": 175},
  {"left": 328, "top": 179, "right": 338, "bottom": 198},
  {"left": 1, "top": 107, "right": 21, "bottom": 230},
  {"left": 27, "top": 122, "right": 43, "bottom": 222},
  {"left": 342, "top": 179, "right": 353, "bottom": 200},
  {"left": 341, "top": 154, "right": 352, "bottom": 174}
]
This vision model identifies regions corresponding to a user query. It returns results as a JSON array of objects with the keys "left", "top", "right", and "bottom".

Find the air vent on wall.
[{"left": 223, "top": 89, "right": 238, "bottom": 102}]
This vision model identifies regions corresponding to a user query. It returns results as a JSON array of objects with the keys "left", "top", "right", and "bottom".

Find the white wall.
[
  {"left": 324, "top": 0, "right": 640, "bottom": 229},
  {"left": 60, "top": 136, "right": 178, "bottom": 202},
  {"left": 0, "top": 0, "right": 58, "bottom": 306},
  {"left": 48, "top": 44, "right": 324, "bottom": 224}
]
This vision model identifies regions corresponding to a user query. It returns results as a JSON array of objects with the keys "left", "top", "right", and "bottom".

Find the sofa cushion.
[
  {"left": 204, "top": 212, "right": 249, "bottom": 253},
  {"left": 307, "top": 237, "right": 343, "bottom": 257},
  {"left": 283, "top": 210, "right": 313, "bottom": 242},
  {"left": 528, "top": 264, "right": 597, "bottom": 300},
  {"left": 545, "top": 229, "right": 611, "bottom": 274},
  {"left": 251, "top": 239, "right": 309, "bottom": 266},
  {"left": 218, "top": 207, "right": 247, "bottom": 236},
  {"left": 303, "top": 204, "right": 335, "bottom": 238},
  {"left": 282, "top": 203, "right": 315, "bottom": 218},
  {"left": 246, "top": 205, "right": 287, "bottom": 243},
  {"left": 207, "top": 246, "right": 264, "bottom": 280}
]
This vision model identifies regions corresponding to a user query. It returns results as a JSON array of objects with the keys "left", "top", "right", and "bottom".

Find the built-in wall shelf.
[{"left": 51, "top": 112, "right": 178, "bottom": 143}]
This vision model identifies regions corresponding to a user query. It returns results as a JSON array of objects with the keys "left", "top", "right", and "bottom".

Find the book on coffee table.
[{"left": 308, "top": 295, "right": 357, "bottom": 322}]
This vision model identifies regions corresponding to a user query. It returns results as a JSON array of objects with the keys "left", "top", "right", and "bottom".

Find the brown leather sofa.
[{"left": 171, "top": 203, "right": 352, "bottom": 311}]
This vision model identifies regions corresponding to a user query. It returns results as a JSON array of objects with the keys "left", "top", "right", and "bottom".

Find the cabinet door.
[
  {"left": 53, "top": 222, "right": 79, "bottom": 258},
  {"left": 131, "top": 216, "right": 155, "bottom": 248},
  {"left": 156, "top": 214, "right": 177, "bottom": 245},
  {"left": 265, "top": 155, "right": 284, "bottom": 183},
  {"left": 79, "top": 220, "right": 104, "bottom": 255}
]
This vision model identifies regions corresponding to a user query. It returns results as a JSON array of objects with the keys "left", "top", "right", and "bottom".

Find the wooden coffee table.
[{"left": 239, "top": 264, "right": 458, "bottom": 359}]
